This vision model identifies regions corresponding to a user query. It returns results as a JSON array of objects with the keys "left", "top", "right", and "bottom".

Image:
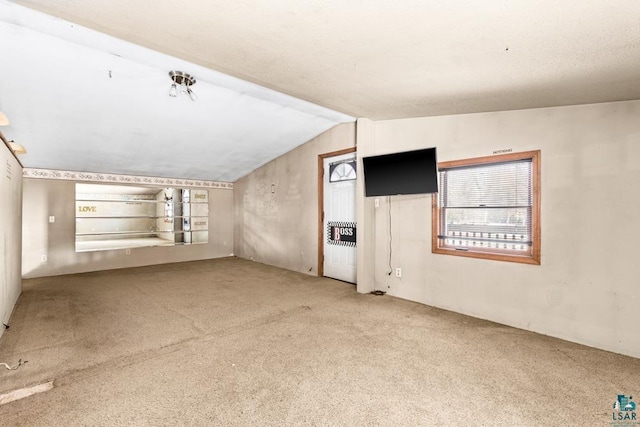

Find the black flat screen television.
[{"left": 362, "top": 147, "right": 438, "bottom": 197}]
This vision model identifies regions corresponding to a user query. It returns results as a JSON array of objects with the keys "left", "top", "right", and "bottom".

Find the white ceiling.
[
  {"left": 2, "top": 0, "right": 640, "bottom": 181},
  {"left": 0, "top": 1, "right": 353, "bottom": 182}
]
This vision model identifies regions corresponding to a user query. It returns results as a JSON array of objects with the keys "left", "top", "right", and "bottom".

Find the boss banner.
[{"left": 327, "top": 221, "right": 356, "bottom": 247}]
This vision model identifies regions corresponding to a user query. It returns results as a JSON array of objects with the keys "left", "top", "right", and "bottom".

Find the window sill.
[{"left": 432, "top": 245, "right": 540, "bottom": 265}]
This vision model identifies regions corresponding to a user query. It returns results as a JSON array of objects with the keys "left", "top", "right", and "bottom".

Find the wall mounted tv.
[{"left": 362, "top": 147, "right": 438, "bottom": 197}]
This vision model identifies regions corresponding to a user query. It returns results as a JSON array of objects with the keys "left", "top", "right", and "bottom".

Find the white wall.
[
  {"left": 234, "top": 123, "right": 356, "bottom": 275},
  {"left": 22, "top": 178, "right": 234, "bottom": 278},
  {"left": 356, "top": 100, "right": 640, "bottom": 358},
  {"left": 0, "top": 142, "right": 22, "bottom": 337}
]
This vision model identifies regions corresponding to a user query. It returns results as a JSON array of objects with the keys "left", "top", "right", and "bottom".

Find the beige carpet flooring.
[{"left": 0, "top": 257, "right": 638, "bottom": 426}]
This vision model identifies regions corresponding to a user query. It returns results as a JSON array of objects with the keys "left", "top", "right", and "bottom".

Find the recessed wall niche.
[{"left": 75, "top": 183, "right": 208, "bottom": 252}]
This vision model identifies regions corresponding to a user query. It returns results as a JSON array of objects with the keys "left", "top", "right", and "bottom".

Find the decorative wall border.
[{"left": 23, "top": 168, "right": 234, "bottom": 190}]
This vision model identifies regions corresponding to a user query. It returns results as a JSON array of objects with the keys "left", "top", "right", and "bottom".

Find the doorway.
[{"left": 318, "top": 148, "right": 357, "bottom": 283}]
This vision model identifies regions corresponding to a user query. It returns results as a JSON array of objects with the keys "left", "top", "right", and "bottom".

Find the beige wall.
[
  {"left": 22, "top": 178, "right": 234, "bottom": 278},
  {"left": 0, "top": 143, "right": 22, "bottom": 337},
  {"left": 356, "top": 100, "right": 640, "bottom": 358},
  {"left": 233, "top": 102, "right": 640, "bottom": 358},
  {"left": 234, "top": 122, "right": 356, "bottom": 275}
]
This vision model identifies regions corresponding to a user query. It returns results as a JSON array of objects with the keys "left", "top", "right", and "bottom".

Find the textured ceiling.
[
  {"left": 2, "top": 1, "right": 640, "bottom": 182},
  {"left": 10, "top": 0, "right": 640, "bottom": 119}
]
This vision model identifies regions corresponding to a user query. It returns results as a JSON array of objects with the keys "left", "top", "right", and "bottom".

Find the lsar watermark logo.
[{"left": 611, "top": 394, "right": 638, "bottom": 425}]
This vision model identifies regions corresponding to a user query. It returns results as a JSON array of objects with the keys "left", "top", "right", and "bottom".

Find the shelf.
[
  {"left": 76, "top": 215, "right": 209, "bottom": 220},
  {"left": 76, "top": 199, "right": 208, "bottom": 204},
  {"left": 75, "top": 183, "right": 209, "bottom": 252},
  {"left": 76, "top": 238, "right": 207, "bottom": 253},
  {"left": 77, "top": 230, "right": 209, "bottom": 237}
]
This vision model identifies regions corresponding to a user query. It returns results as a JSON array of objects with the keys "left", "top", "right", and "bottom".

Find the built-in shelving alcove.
[{"left": 75, "top": 183, "right": 208, "bottom": 252}]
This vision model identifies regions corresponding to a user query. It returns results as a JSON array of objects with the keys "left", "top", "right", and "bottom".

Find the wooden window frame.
[{"left": 431, "top": 150, "right": 541, "bottom": 265}]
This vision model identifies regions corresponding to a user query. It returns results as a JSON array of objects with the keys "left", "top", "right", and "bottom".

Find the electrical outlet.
[
  {"left": 125, "top": 248, "right": 131, "bottom": 255},
  {"left": 48, "top": 216, "right": 55, "bottom": 223},
  {"left": 41, "top": 254, "right": 47, "bottom": 262},
  {"left": 374, "top": 198, "right": 380, "bottom": 208},
  {"left": 395, "top": 267, "right": 402, "bottom": 278}
]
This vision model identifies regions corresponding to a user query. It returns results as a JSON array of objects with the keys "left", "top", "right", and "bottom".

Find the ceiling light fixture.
[
  {"left": 8, "top": 140, "right": 27, "bottom": 155},
  {"left": 0, "top": 130, "right": 26, "bottom": 155},
  {"left": 0, "top": 111, "right": 9, "bottom": 126},
  {"left": 168, "top": 71, "right": 197, "bottom": 101}
]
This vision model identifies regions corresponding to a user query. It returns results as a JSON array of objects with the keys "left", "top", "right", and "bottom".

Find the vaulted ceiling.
[{"left": 2, "top": 0, "right": 640, "bottom": 181}]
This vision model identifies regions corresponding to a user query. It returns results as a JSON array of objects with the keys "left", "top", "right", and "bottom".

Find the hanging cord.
[
  {"left": 1, "top": 359, "right": 27, "bottom": 370},
  {"left": 387, "top": 196, "right": 393, "bottom": 275},
  {"left": 371, "top": 197, "right": 391, "bottom": 296}
]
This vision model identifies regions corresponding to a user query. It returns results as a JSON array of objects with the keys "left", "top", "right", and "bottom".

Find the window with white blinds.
[{"left": 432, "top": 150, "right": 540, "bottom": 264}]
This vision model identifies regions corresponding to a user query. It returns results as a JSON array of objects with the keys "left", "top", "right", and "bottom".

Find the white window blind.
[{"left": 438, "top": 159, "right": 533, "bottom": 253}]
